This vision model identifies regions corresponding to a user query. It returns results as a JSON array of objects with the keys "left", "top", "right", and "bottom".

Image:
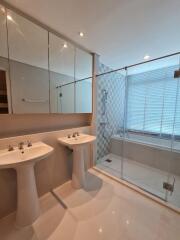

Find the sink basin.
[
  {"left": 58, "top": 133, "right": 96, "bottom": 148},
  {"left": 0, "top": 142, "right": 54, "bottom": 227},
  {"left": 0, "top": 142, "right": 53, "bottom": 169},
  {"left": 58, "top": 134, "right": 96, "bottom": 189}
]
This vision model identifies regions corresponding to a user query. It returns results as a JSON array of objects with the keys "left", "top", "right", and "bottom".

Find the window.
[{"left": 126, "top": 65, "right": 180, "bottom": 138}]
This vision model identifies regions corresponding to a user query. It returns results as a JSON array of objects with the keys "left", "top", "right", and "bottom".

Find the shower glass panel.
[
  {"left": 122, "top": 55, "right": 180, "bottom": 201},
  {"left": 166, "top": 74, "right": 180, "bottom": 208},
  {"left": 95, "top": 54, "right": 180, "bottom": 209}
]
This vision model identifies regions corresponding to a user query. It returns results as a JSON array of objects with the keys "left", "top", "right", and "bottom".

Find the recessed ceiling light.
[
  {"left": 7, "top": 15, "right": 13, "bottom": 21},
  {"left": 144, "top": 55, "right": 150, "bottom": 60},
  {"left": 126, "top": 220, "right": 130, "bottom": 225},
  {"left": 79, "top": 32, "right": 84, "bottom": 37},
  {"left": 63, "top": 42, "right": 68, "bottom": 48}
]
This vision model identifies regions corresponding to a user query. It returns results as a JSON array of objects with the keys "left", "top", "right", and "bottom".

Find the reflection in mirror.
[
  {"left": 0, "top": 4, "right": 93, "bottom": 114},
  {"left": 0, "top": 70, "right": 9, "bottom": 113},
  {"left": 49, "top": 33, "right": 75, "bottom": 79},
  {"left": 0, "top": 5, "right": 11, "bottom": 114},
  {"left": 10, "top": 61, "right": 49, "bottom": 113},
  {"left": 75, "top": 48, "right": 92, "bottom": 113},
  {"left": 57, "top": 83, "right": 75, "bottom": 113},
  {"left": 49, "top": 33, "right": 75, "bottom": 113},
  {"left": 7, "top": 9, "right": 48, "bottom": 69},
  {"left": 7, "top": 9, "right": 49, "bottom": 113},
  {"left": 75, "top": 78, "right": 92, "bottom": 113},
  {"left": 75, "top": 48, "right": 92, "bottom": 80},
  {"left": 0, "top": 5, "right": 8, "bottom": 58}
]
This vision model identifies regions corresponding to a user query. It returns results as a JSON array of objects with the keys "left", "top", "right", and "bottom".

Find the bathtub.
[
  {"left": 112, "top": 133, "right": 180, "bottom": 152},
  {"left": 110, "top": 133, "right": 180, "bottom": 175}
]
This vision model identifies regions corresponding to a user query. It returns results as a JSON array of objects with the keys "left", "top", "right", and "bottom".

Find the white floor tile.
[
  {"left": 0, "top": 170, "right": 180, "bottom": 239},
  {"left": 96, "top": 154, "right": 180, "bottom": 208}
]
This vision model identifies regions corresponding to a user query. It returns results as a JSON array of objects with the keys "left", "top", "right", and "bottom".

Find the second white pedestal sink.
[
  {"left": 58, "top": 133, "right": 96, "bottom": 189},
  {"left": 0, "top": 142, "right": 53, "bottom": 227}
]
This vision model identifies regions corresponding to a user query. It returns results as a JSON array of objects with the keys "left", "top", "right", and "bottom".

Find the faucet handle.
[
  {"left": 18, "top": 142, "right": 24, "bottom": 150},
  {"left": 27, "top": 140, "right": 32, "bottom": 147},
  {"left": 72, "top": 132, "right": 79, "bottom": 137},
  {"left": 8, "top": 145, "right": 14, "bottom": 151}
]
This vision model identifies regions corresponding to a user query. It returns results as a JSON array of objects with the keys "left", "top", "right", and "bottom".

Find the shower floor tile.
[
  {"left": 96, "top": 154, "right": 180, "bottom": 208},
  {"left": 0, "top": 169, "right": 179, "bottom": 240}
]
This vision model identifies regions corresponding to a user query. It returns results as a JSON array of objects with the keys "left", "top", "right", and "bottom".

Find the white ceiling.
[{"left": 5, "top": 0, "right": 180, "bottom": 70}]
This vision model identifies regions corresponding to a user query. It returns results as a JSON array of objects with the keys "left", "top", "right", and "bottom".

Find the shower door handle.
[
  {"left": 163, "top": 176, "right": 175, "bottom": 195},
  {"left": 170, "top": 176, "right": 175, "bottom": 196}
]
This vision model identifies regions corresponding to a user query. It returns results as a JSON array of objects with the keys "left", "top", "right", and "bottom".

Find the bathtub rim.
[{"left": 111, "top": 134, "right": 180, "bottom": 153}]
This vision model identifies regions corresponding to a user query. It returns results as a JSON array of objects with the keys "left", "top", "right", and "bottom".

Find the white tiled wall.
[{"left": 96, "top": 63, "right": 125, "bottom": 160}]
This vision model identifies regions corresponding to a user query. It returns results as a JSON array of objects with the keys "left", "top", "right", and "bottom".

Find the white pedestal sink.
[
  {"left": 0, "top": 142, "right": 53, "bottom": 227},
  {"left": 58, "top": 134, "right": 96, "bottom": 189}
]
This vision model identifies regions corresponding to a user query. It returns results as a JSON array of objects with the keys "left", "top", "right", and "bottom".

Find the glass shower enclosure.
[{"left": 95, "top": 54, "right": 180, "bottom": 210}]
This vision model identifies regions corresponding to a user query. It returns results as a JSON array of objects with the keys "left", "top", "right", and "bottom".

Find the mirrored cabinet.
[
  {"left": 75, "top": 48, "right": 92, "bottom": 113},
  {"left": 7, "top": 10, "right": 49, "bottom": 113},
  {"left": 0, "top": 4, "right": 93, "bottom": 114},
  {"left": 0, "top": 5, "right": 11, "bottom": 114},
  {"left": 49, "top": 32, "right": 75, "bottom": 113}
]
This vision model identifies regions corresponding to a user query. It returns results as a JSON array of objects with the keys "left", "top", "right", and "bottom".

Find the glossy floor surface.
[
  {"left": 0, "top": 169, "right": 179, "bottom": 240},
  {"left": 96, "top": 153, "right": 180, "bottom": 209}
]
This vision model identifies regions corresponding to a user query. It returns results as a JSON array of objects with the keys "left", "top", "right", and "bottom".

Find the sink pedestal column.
[
  {"left": 16, "top": 163, "right": 40, "bottom": 227},
  {"left": 72, "top": 145, "right": 86, "bottom": 189}
]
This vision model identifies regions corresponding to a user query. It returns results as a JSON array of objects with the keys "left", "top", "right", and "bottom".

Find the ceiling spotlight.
[
  {"left": 63, "top": 42, "right": 68, "bottom": 48},
  {"left": 126, "top": 220, "right": 130, "bottom": 225},
  {"left": 144, "top": 55, "right": 150, "bottom": 60},
  {"left": 7, "top": 15, "right": 13, "bottom": 21},
  {"left": 79, "top": 32, "right": 84, "bottom": 37}
]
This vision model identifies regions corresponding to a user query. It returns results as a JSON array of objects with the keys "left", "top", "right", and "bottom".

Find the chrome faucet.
[
  {"left": 72, "top": 132, "right": 76, "bottom": 137},
  {"left": 18, "top": 142, "right": 24, "bottom": 150},
  {"left": 8, "top": 145, "right": 14, "bottom": 151},
  {"left": 27, "top": 140, "right": 32, "bottom": 147},
  {"left": 72, "top": 132, "right": 79, "bottom": 137}
]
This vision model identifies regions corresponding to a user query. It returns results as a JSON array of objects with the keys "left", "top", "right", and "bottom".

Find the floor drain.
[{"left": 105, "top": 159, "right": 112, "bottom": 163}]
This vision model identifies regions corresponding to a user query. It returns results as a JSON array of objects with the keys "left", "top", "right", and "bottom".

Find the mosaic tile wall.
[{"left": 96, "top": 63, "right": 126, "bottom": 161}]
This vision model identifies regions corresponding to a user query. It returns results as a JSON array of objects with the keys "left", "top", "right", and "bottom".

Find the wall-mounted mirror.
[
  {"left": 75, "top": 48, "right": 92, "bottom": 80},
  {"left": 75, "top": 78, "right": 92, "bottom": 113},
  {"left": 0, "top": 5, "right": 11, "bottom": 114},
  {"left": 0, "top": 4, "right": 93, "bottom": 114},
  {"left": 49, "top": 33, "right": 75, "bottom": 113},
  {"left": 75, "top": 48, "right": 92, "bottom": 113},
  {"left": 7, "top": 9, "right": 49, "bottom": 113},
  {"left": 0, "top": 5, "right": 8, "bottom": 59},
  {"left": 49, "top": 33, "right": 93, "bottom": 113}
]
